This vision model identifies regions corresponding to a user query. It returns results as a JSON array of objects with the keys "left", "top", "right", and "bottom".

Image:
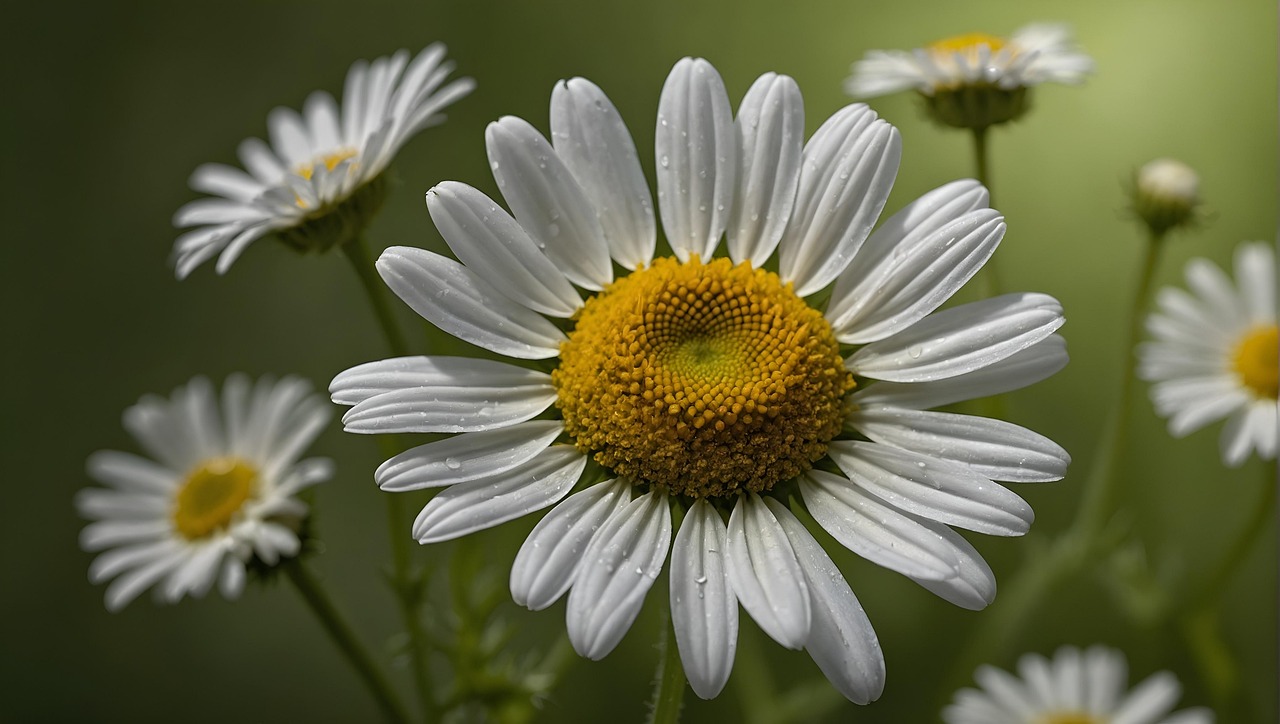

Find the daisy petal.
[
  {"left": 849, "top": 292, "right": 1064, "bottom": 383},
  {"left": 330, "top": 355, "right": 534, "bottom": 406},
  {"left": 780, "top": 104, "right": 901, "bottom": 297},
  {"left": 671, "top": 499, "right": 738, "bottom": 700},
  {"left": 486, "top": 116, "right": 613, "bottom": 290},
  {"left": 551, "top": 78, "right": 656, "bottom": 270},
  {"left": 567, "top": 491, "right": 672, "bottom": 660},
  {"left": 765, "top": 497, "right": 885, "bottom": 705},
  {"left": 377, "top": 421, "right": 564, "bottom": 491},
  {"left": 1235, "top": 242, "right": 1275, "bottom": 324},
  {"left": 656, "top": 57, "right": 737, "bottom": 263},
  {"left": 847, "top": 408, "right": 1070, "bottom": 482},
  {"left": 1111, "top": 672, "right": 1181, "bottom": 724},
  {"left": 829, "top": 441, "right": 1034, "bottom": 536},
  {"left": 727, "top": 73, "right": 804, "bottom": 267},
  {"left": 511, "top": 480, "right": 632, "bottom": 610},
  {"left": 341, "top": 368, "right": 556, "bottom": 434},
  {"left": 426, "top": 181, "right": 581, "bottom": 318},
  {"left": 725, "top": 492, "right": 811, "bottom": 649},
  {"left": 410, "top": 446, "right": 586, "bottom": 543},
  {"left": 86, "top": 451, "right": 177, "bottom": 495},
  {"left": 377, "top": 246, "right": 566, "bottom": 359},
  {"left": 905, "top": 520, "right": 996, "bottom": 609},
  {"left": 799, "top": 470, "right": 960, "bottom": 580}
]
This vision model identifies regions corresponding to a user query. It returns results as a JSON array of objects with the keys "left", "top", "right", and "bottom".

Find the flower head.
[
  {"left": 1139, "top": 242, "right": 1277, "bottom": 466},
  {"left": 1132, "top": 159, "right": 1202, "bottom": 236},
  {"left": 332, "top": 58, "right": 1069, "bottom": 702},
  {"left": 944, "top": 645, "right": 1213, "bottom": 724},
  {"left": 847, "top": 24, "right": 1093, "bottom": 130},
  {"left": 77, "top": 375, "right": 333, "bottom": 611},
  {"left": 172, "top": 44, "right": 474, "bottom": 277}
]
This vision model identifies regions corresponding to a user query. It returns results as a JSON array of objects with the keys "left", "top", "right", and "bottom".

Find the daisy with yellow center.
[
  {"left": 1139, "top": 242, "right": 1278, "bottom": 466},
  {"left": 944, "top": 646, "right": 1213, "bottom": 724},
  {"left": 332, "top": 58, "right": 1070, "bottom": 702},
  {"left": 171, "top": 43, "right": 474, "bottom": 278},
  {"left": 77, "top": 375, "right": 332, "bottom": 611},
  {"left": 846, "top": 24, "right": 1093, "bottom": 130}
]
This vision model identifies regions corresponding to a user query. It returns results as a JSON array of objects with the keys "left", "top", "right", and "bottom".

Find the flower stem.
[
  {"left": 970, "top": 127, "right": 1002, "bottom": 299},
  {"left": 648, "top": 608, "right": 687, "bottom": 724},
  {"left": 1194, "top": 464, "right": 1277, "bottom": 610},
  {"left": 284, "top": 558, "right": 411, "bottom": 724},
  {"left": 341, "top": 236, "right": 435, "bottom": 720}
]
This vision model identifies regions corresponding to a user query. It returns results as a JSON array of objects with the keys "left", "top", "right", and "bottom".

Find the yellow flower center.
[
  {"left": 553, "top": 256, "right": 853, "bottom": 499},
  {"left": 928, "top": 32, "right": 1007, "bottom": 55},
  {"left": 172, "top": 458, "right": 258, "bottom": 540},
  {"left": 297, "top": 149, "right": 358, "bottom": 181},
  {"left": 1037, "top": 714, "right": 1103, "bottom": 724},
  {"left": 1233, "top": 324, "right": 1279, "bottom": 399}
]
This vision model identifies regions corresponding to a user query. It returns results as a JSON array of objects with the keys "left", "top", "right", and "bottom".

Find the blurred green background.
[{"left": 5, "top": 0, "right": 1275, "bottom": 721}]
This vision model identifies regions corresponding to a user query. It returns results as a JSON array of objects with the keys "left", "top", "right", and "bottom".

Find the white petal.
[
  {"left": 377, "top": 421, "right": 564, "bottom": 491},
  {"left": 331, "top": 355, "right": 542, "bottom": 406},
  {"left": 237, "top": 136, "right": 286, "bottom": 182},
  {"left": 655, "top": 57, "right": 737, "bottom": 263},
  {"left": 1111, "top": 672, "right": 1181, "bottom": 724},
  {"left": 189, "top": 163, "right": 265, "bottom": 201},
  {"left": 511, "top": 480, "right": 632, "bottom": 610},
  {"left": 727, "top": 73, "right": 804, "bottom": 267},
  {"left": 847, "top": 408, "right": 1070, "bottom": 482},
  {"left": 550, "top": 78, "right": 656, "bottom": 270},
  {"left": 80, "top": 520, "right": 170, "bottom": 551},
  {"left": 486, "top": 116, "right": 612, "bottom": 290},
  {"left": 799, "top": 470, "right": 960, "bottom": 580},
  {"left": 104, "top": 548, "right": 184, "bottom": 612},
  {"left": 906, "top": 521, "right": 996, "bottom": 609},
  {"left": 827, "top": 195, "right": 1002, "bottom": 344},
  {"left": 725, "top": 492, "right": 810, "bottom": 649},
  {"left": 671, "top": 499, "right": 738, "bottom": 699},
  {"left": 410, "top": 446, "right": 586, "bottom": 543},
  {"left": 849, "top": 292, "right": 1064, "bottom": 382},
  {"left": 1234, "top": 242, "right": 1275, "bottom": 325},
  {"left": 341, "top": 366, "right": 556, "bottom": 434},
  {"left": 852, "top": 335, "right": 1069, "bottom": 410},
  {"left": 780, "top": 104, "right": 901, "bottom": 297},
  {"left": 303, "top": 90, "right": 343, "bottom": 151},
  {"left": 219, "top": 557, "right": 247, "bottom": 599},
  {"left": 828, "top": 441, "right": 1034, "bottom": 536},
  {"left": 764, "top": 497, "right": 885, "bottom": 705},
  {"left": 267, "top": 106, "right": 313, "bottom": 165},
  {"left": 567, "top": 491, "right": 672, "bottom": 659},
  {"left": 377, "top": 246, "right": 566, "bottom": 359},
  {"left": 85, "top": 451, "right": 178, "bottom": 495},
  {"left": 426, "top": 182, "right": 581, "bottom": 317}
]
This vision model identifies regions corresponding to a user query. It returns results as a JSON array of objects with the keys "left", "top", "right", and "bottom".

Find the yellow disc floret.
[
  {"left": 173, "top": 458, "right": 258, "bottom": 540},
  {"left": 1036, "top": 714, "right": 1102, "bottom": 724},
  {"left": 928, "top": 32, "right": 1007, "bottom": 55},
  {"left": 1233, "top": 324, "right": 1279, "bottom": 400},
  {"left": 553, "top": 256, "right": 853, "bottom": 499},
  {"left": 297, "top": 148, "right": 358, "bottom": 182}
]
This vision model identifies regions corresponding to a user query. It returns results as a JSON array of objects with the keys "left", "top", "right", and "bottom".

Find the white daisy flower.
[
  {"left": 331, "top": 58, "right": 1070, "bottom": 702},
  {"left": 944, "top": 645, "right": 1213, "bottom": 724},
  {"left": 1132, "top": 159, "right": 1202, "bottom": 236},
  {"left": 1139, "top": 242, "right": 1278, "bottom": 466},
  {"left": 77, "top": 375, "right": 333, "bottom": 612},
  {"left": 847, "top": 24, "right": 1093, "bottom": 129},
  {"left": 172, "top": 43, "right": 475, "bottom": 278}
]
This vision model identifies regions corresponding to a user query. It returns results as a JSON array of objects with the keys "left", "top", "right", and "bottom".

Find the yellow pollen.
[
  {"left": 172, "top": 458, "right": 257, "bottom": 540},
  {"left": 553, "top": 256, "right": 854, "bottom": 499},
  {"left": 928, "top": 32, "right": 1007, "bottom": 55},
  {"left": 1233, "top": 324, "right": 1279, "bottom": 399},
  {"left": 297, "top": 149, "right": 358, "bottom": 181},
  {"left": 1036, "top": 714, "right": 1103, "bottom": 724}
]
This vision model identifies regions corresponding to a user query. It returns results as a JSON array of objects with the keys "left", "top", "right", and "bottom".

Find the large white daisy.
[
  {"left": 172, "top": 43, "right": 475, "bottom": 278},
  {"left": 944, "top": 645, "right": 1213, "bottom": 724},
  {"left": 1138, "top": 242, "right": 1277, "bottom": 466},
  {"left": 77, "top": 375, "right": 333, "bottom": 611},
  {"left": 331, "top": 57, "right": 1070, "bottom": 702},
  {"left": 848, "top": 24, "right": 1094, "bottom": 99}
]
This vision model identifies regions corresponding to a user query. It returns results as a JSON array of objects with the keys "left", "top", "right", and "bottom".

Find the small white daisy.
[
  {"left": 944, "top": 645, "right": 1214, "bottom": 724},
  {"left": 1132, "top": 159, "right": 1202, "bottom": 236},
  {"left": 77, "top": 375, "right": 333, "bottom": 611},
  {"left": 1139, "top": 242, "right": 1278, "bottom": 466},
  {"left": 172, "top": 43, "right": 475, "bottom": 278},
  {"left": 331, "top": 57, "right": 1070, "bottom": 702},
  {"left": 847, "top": 25, "right": 1092, "bottom": 130}
]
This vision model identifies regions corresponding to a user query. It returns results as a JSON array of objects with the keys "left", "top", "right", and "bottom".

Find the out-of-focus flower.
[
  {"left": 1132, "top": 158, "right": 1202, "bottom": 236},
  {"left": 944, "top": 645, "right": 1213, "bottom": 724},
  {"left": 847, "top": 24, "right": 1093, "bottom": 130},
  {"left": 172, "top": 44, "right": 474, "bottom": 277},
  {"left": 77, "top": 375, "right": 332, "bottom": 611},
  {"left": 1139, "top": 242, "right": 1277, "bottom": 466},
  {"left": 332, "top": 57, "right": 1070, "bottom": 703}
]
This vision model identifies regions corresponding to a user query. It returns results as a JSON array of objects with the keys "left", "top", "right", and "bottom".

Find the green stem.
[
  {"left": 340, "top": 237, "right": 435, "bottom": 720},
  {"left": 648, "top": 610, "right": 687, "bottom": 724},
  {"left": 1194, "top": 464, "right": 1277, "bottom": 610},
  {"left": 971, "top": 127, "right": 1002, "bottom": 299},
  {"left": 284, "top": 559, "right": 411, "bottom": 724}
]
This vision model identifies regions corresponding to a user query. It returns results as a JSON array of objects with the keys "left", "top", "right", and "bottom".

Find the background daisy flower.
[
  {"left": 330, "top": 57, "right": 1070, "bottom": 702},
  {"left": 77, "top": 375, "right": 333, "bottom": 612},
  {"left": 1139, "top": 242, "right": 1277, "bottom": 466},
  {"left": 944, "top": 645, "right": 1213, "bottom": 724},
  {"left": 171, "top": 43, "right": 474, "bottom": 278}
]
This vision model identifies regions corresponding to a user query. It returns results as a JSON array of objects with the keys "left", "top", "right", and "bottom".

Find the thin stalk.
[
  {"left": 647, "top": 610, "right": 687, "bottom": 724},
  {"left": 340, "top": 236, "right": 434, "bottom": 720},
  {"left": 1193, "top": 464, "right": 1277, "bottom": 610},
  {"left": 971, "top": 127, "right": 1002, "bottom": 299},
  {"left": 284, "top": 559, "right": 411, "bottom": 724}
]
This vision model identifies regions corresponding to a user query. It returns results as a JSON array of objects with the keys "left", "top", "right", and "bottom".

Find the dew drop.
[{"left": 445, "top": 457, "right": 462, "bottom": 471}]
